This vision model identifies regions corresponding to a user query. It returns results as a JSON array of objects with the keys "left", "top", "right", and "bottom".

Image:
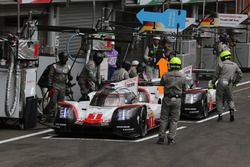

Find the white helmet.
[
  {"left": 153, "top": 36, "right": 161, "bottom": 40},
  {"left": 132, "top": 60, "right": 139, "bottom": 66}
]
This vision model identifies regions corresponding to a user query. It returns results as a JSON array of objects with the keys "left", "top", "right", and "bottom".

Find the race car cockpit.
[{"left": 90, "top": 87, "right": 137, "bottom": 107}]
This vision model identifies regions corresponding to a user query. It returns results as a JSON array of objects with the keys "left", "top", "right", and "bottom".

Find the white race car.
[{"left": 54, "top": 78, "right": 162, "bottom": 138}]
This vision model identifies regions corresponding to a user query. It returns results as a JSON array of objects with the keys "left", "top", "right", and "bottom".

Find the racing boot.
[
  {"left": 168, "top": 138, "right": 176, "bottom": 145},
  {"left": 217, "top": 114, "right": 223, "bottom": 121},
  {"left": 230, "top": 109, "right": 235, "bottom": 122},
  {"left": 156, "top": 138, "right": 165, "bottom": 145}
]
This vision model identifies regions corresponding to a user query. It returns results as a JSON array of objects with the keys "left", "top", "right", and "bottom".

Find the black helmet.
[
  {"left": 93, "top": 52, "right": 104, "bottom": 66},
  {"left": 116, "top": 60, "right": 122, "bottom": 68},
  {"left": 122, "top": 60, "right": 131, "bottom": 71},
  {"left": 137, "top": 62, "right": 146, "bottom": 73},
  {"left": 58, "top": 52, "right": 68, "bottom": 65}
]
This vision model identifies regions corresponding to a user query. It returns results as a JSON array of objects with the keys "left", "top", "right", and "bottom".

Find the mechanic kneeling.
[{"left": 157, "top": 57, "right": 186, "bottom": 145}]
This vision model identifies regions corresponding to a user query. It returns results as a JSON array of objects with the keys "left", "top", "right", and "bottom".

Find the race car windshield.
[
  {"left": 90, "top": 88, "right": 121, "bottom": 107},
  {"left": 90, "top": 94, "right": 120, "bottom": 107}
]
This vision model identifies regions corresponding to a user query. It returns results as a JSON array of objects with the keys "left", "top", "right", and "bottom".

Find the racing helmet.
[
  {"left": 169, "top": 57, "right": 182, "bottom": 70},
  {"left": 122, "top": 60, "right": 131, "bottom": 71},
  {"left": 137, "top": 62, "right": 146, "bottom": 73},
  {"left": 58, "top": 52, "right": 68, "bottom": 65},
  {"left": 93, "top": 52, "right": 104, "bottom": 66},
  {"left": 219, "top": 50, "right": 231, "bottom": 61}
]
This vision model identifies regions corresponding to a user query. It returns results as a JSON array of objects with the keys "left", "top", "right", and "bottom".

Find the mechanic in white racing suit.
[
  {"left": 157, "top": 57, "right": 186, "bottom": 145},
  {"left": 209, "top": 50, "right": 242, "bottom": 121}
]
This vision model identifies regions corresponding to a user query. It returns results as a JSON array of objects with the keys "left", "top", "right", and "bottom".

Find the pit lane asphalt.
[{"left": 0, "top": 74, "right": 250, "bottom": 167}]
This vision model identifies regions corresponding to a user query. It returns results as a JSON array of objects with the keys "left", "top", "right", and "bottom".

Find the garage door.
[{"left": 58, "top": 2, "right": 104, "bottom": 54}]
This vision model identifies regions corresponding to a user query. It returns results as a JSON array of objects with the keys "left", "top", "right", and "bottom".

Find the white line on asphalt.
[
  {"left": 236, "top": 81, "right": 250, "bottom": 87},
  {"left": 134, "top": 126, "right": 187, "bottom": 142},
  {"left": 179, "top": 120, "right": 195, "bottom": 123},
  {"left": 43, "top": 135, "right": 135, "bottom": 143},
  {"left": 179, "top": 111, "right": 232, "bottom": 124},
  {"left": 0, "top": 129, "right": 53, "bottom": 145},
  {"left": 42, "top": 126, "right": 187, "bottom": 143},
  {"left": 233, "top": 86, "right": 250, "bottom": 93},
  {"left": 195, "top": 111, "right": 230, "bottom": 123}
]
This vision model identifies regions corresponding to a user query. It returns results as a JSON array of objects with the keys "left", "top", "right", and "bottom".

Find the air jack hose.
[{"left": 5, "top": 47, "right": 21, "bottom": 117}]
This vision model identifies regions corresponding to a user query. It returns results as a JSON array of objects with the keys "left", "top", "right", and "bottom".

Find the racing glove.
[{"left": 48, "top": 86, "right": 55, "bottom": 97}]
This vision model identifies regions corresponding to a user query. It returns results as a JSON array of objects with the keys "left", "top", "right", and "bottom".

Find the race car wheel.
[
  {"left": 202, "top": 95, "right": 209, "bottom": 118},
  {"left": 138, "top": 107, "right": 147, "bottom": 137}
]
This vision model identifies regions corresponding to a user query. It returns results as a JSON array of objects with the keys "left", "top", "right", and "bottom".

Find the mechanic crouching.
[
  {"left": 157, "top": 57, "right": 186, "bottom": 145},
  {"left": 209, "top": 51, "right": 242, "bottom": 121},
  {"left": 44, "top": 52, "right": 72, "bottom": 120},
  {"left": 78, "top": 52, "right": 104, "bottom": 101}
]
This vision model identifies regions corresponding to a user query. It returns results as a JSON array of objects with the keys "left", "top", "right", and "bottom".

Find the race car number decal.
[
  {"left": 87, "top": 113, "right": 103, "bottom": 120},
  {"left": 84, "top": 113, "right": 103, "bottom": 124}
]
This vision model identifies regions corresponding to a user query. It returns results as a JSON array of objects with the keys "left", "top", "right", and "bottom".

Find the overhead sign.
[
  {"left": 136, "top": 9, "right": 187, "bottom": 29},
  {"left": 200, "top": 13, "right": 248, "bottom": 27},
  {"left": 218, "top": 14, "right": 248, "bottom": 27},
  {"left": 20, "top": 0, "right": 52, "bottom": 3},
  {"left": 139, "top": 17, "right": 195, "bottom": 33}
]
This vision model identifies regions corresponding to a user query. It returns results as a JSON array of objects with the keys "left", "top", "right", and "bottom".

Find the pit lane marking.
[
  {"left": 180, "top": 111, "right": 232, "bottom": 124},
  {"left": 236, "top": 81, "right": 250, "bottom": 87},
  {"left": 195, "top": 111, "right": 230, "bottom": 123},
  {"left": 233, "top": 86, "right": 250, "bottom": 93},
  {"left": 42, "top": 126, "right": 187, "bottom": 143},
  {"left": 134, "top": 126, "right": 186, "bottom": 142},
  {"left": 0, "top": 129, "right": 53, "bottom": 145}
]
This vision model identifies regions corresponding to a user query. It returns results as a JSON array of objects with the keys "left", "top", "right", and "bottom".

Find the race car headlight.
[
  {"left": 58, "top": 106, "right": 75, "bottom": 119},
  {"left": 116, "top": 107, "right": 138, "bottom": 121},
  {"left": 185, "top": 93, "right": 201, "bottom": 104}
]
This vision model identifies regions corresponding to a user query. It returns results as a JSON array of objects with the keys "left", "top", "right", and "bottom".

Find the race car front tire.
[
  {"left": 138, "top": 107, "right": 147, "bottom": 137},
  {"left": 201, "top": 95, "right": 209, "bottom": 118}
]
